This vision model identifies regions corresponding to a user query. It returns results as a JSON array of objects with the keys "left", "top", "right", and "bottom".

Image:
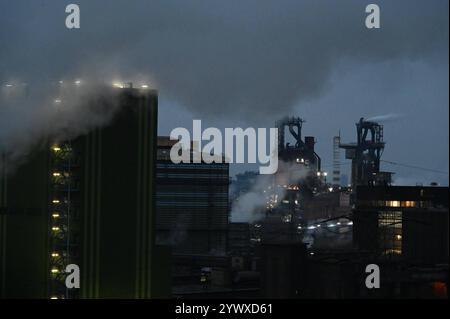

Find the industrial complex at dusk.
[
  {"left": 0, "top": 83, "right": 447, "bottom": 299},
  {"left": 0, "top": 1, "right": 448, "bottom": 311}
]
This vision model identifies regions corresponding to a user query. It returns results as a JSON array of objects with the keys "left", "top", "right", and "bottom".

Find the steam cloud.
[
  {"left": 0, "top": 1, "right": 447, "bottom": 179},
  {"left": 0, "top": 82, "right": 121, "bottom": 171},
  {"left": 1, "top": 0, "right": 448, "bottom": 122},
  {"left": 366, "top": 113, "right": 403, "bottom": 123},
  {"left": 230, "top": 161, "right": 312, "bottom": 223}
]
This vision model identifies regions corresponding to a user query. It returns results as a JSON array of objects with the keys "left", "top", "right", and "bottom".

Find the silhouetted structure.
[
  {"left": 0, "top": 87, "right": 168, "bottom": 298},
  {"left": 340, "top": 118, "right": 393, "bottom": 188}
]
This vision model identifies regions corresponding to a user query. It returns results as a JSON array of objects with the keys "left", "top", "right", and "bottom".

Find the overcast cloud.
[{"left": 0, "top": 0, "right": 448, "bottom": 184}]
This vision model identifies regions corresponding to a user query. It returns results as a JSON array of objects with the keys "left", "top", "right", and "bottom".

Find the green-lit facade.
[{"left": 0, "top": 88, "right": 167, "bottom": 298}]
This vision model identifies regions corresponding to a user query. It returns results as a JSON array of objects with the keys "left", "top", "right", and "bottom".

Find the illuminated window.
[
  {"left": 378, "top": 211, "right": 402, "bottom": 256},
  {"left": 402, "top": 201, "right": 417, "bottom": 207},
  {"left": 385, "top": 200, "right": 401, "bottom": 207}
]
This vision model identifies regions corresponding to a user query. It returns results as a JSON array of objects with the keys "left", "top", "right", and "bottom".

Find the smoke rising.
[
  {"left": 1, "top": 0, "right": 448, "bottom": 123},
  {"left": 0, "top": 1, "right": 448, "bottom": 186},
  {"left": 0, "top": 82, "right": 121, "bottom": 171},
  {"left": 365, "top": 113, "right": 403, "bottom": 123},
  {"left": 230, "top": 161, "right": 312, "bottom": 223}
]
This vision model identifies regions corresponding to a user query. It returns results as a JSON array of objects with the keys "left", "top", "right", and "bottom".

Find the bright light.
[
  {"left": 307, "top": 225, "right": 316, "bottom": 230},
  {"left": 310, "top": 252, "right": 315, "bottom": 256},
  {"left": 52, "top": 146, "right": 61, "bottom": 152},
  {"left": 323, "top": 172, "right": 328, "bottom": 176},
  {"left": 316, "top": 224, "right": 321, "bottom": 228},
  {"left": 51, "top": 252, "right": 59, "bottom": 257},
  {"left": 74, "top": 80, "right": 81, "bottom": 85},
  {"left": 347, "top": 221, "right": 353, "bottom": 226},
  {"left": 52, "top": 213, "right": 60, "bottom": 218},
  {"left": 141, "top": 84, "right": 149, "bottom": 89},
  {"left": 113, "top": 82, "right": 124, "bottom": 89},
  {"left": 317, "top": 172, "right": 321, "bottom": 177},
  {"left": 52, "top": 199, "right": 60, "bottom": 204},
  {"left": 51, "top": 268, "right": 59, "bottom": 274},
  {"left": 54, "top": 99, "right": 62, "bottom": 104},
  {"left": 328, "top": 187, "right": 333, "bottom": 192},
  {"left": 396, "top": 234, "right": 402, "bottom": 240},
  {"left": 59, "top": 81, "right": 63, "bottom": 84},
  {"left": 50, "top": 296, "right": 58, "bottom": 299},
  {"left": 337, "top": 222, "right": 341, "bottom": 225},
  {"left": 52, "top": 172, "right": 61, "bottom": 177},
  {"left": 51, "top": 226, "right": 60, "bottom": 231},
  {"left": 328, "top": 224, "right": 336, "bottom": 228}
]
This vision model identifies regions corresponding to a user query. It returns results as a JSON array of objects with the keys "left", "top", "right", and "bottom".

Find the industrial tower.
[{"left": 340, "top": 118, "right": 393, "bottom": 188}]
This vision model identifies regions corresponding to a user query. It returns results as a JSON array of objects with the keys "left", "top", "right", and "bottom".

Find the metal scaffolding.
[{"left": 48, "top": 141, "right": 78, "bottom": 299}]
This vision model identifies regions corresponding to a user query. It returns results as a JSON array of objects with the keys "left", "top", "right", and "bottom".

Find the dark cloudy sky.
[{"left": 0, "top": 0, "right": 448, "bottom": 184}]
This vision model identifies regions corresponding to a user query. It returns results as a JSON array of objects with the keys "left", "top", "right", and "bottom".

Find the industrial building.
[
  {"left": 155, "top": 136, "right": 229, "bottom": 256},
  {"left": 250, "top": 117, "right": 325, "bottom": 244},
  {"left": 340, "top": 118, "right": 393, "bottom": 189},
  {"left": 353, "top": 185, "right": 448, "bottom": 263},
  {"left": 0, "top": 86, "right": 169, "bottom": 299},
  {"left": 230, "top": 115, "right": 449, "bottom": 299},
  {"left": 155, "top": 137, "right": 229, "bottom": 292}
]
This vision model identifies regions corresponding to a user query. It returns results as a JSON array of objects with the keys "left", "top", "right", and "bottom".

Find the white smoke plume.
[
  {"left": 230, "top": 161, "right": 313, "bottom": 223},
  {"left": 365, "top": 113, "right": 403, "bottom": 123},
  {"left": 0, "top": 81, "right": 122, "bottom": 172}
]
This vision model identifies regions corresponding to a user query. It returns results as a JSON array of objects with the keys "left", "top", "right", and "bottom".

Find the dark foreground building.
[
  {"left": 0, "top": 87, "right": 169, "bottom": 298},
  {"left": 155, "top": 137, "right": 229, "bottom": 292},
  {"left": 156, "top": 137, "right": 229, "bottom": 255},
  {"left": 353, "top": 185, "right": 449, "bottom": 263}
]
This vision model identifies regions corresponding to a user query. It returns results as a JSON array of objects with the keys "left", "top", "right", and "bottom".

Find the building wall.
[
  {"left": 260, "top": 243, "right": 307, "bottom": 298},
  {"left": 156, "top": 141, "right": 229, "bottom": 255},
  {"left": 353, "top": 185, "right": 449, "bottom": 263},
  {"left": 0, "top": 88, "right": 165, "bottom": 299},
  {"left": 0, "top": 147, "right": 50, "bottom": 298}
]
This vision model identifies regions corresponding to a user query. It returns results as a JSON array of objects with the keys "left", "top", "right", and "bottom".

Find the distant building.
[
  {"left": 340, "top": 174, "right": 349, "bottom": 187},
  {"left": 340, "top": 118, "right": 393, "bottom": 188},
  {"left": 0, "top": 87, "right": 169, "bottom": 298},
  {"left": 156, "top": 136, "right": 229, "bottom": 255},
  {"left": 353, "top": 185, "right": 449, "bottom": 264},
  {"left": 304, "top": 190, "right": 351, "bottom": 221}
]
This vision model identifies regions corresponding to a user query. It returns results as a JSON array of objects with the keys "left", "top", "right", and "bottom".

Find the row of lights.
[
  {"left": 3, "top": 80, "right": 81, "bottom": 88},
  {"left": 4, "top": 80, "right": 150, "bottom": 88},
  {"left": 299, "top": 220, "right": 353, "bottom": 231},
  {"left": 112, "top": 82, "right": 150, "bottom": 89}
]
